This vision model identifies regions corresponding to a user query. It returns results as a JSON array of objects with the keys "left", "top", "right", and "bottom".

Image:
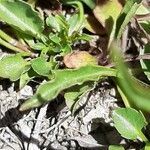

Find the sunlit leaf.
[
  {"left": 31, "top": 57, "right": 52, "bottom": 76},
  {"left": 20, "top": 65, "right": 117, "bottom": 111},
  {"left": 77, "top": 33, "right": 93, "bottom": 41},
  {"left": 64, "top": 1, "right": 85, "bottom": 36},
  {"left": 113, "top": 108, "right": 147, "bottom": 140},
  {"left": 20, "top": 72, "right": 31, "bottom": 89},
  {"left": 46, "top": 15, "right": 61, "bottom": 32},
  {"left": 111, "top": 42, "right": 150, "bottom": 112},
  {"left": 0, "top": 54, "right": 30, "bottom": 81},
  {"left": 0, "top": 0, "right": 44, "bottom": 37},
  {"left": 19, "top": 69, "right": 38, "bottom": 89}
]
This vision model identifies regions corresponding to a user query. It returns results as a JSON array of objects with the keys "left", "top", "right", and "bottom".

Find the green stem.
[
  {"left": 0, "top": 38, "right": 30, "bottom": 56},
  {"left": 0, "top": 29, "right": 14, "bottom": 42},
  {"left": 0, "top": 29, "right": 31, "bottom": 52},
  {"left": 139, "top": 131, "right": 148, "bottom": 142},
  {"left": 117, "top": 85, "right": 131, "bottom": 107}
]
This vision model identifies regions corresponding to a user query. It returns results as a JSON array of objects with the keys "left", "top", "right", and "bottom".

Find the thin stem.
[
  {"left": 107, "top": 54, "right": 150, "bottom": 68},
  {"left": 126, "top": 54, "right": 150, "bottom": 61},
  {"left": 135, "top": 13, "right": 150, "bottom": 21},
  {"left": 117, "top": 85, "right": 131, "bottom": 107},
  {"left": 139, "top": 131, "right": 148, "bottom": 142},
  {"left": 0, "top": 29, "right": 31, "bottom": 52},
  {"left": 0, "top": 38, "right": 31, "bottom": 56},
  {"left": 0, "top": 29, "right": 13, "bottom": 42}
]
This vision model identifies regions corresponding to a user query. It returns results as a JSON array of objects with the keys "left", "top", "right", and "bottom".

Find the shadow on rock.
[{"left": 0, "top": 105, "right": 29, "bottom": 127}]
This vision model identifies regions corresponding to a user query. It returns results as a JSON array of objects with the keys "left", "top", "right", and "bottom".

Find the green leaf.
[
  {"left": 140, "top": 22, "right": 150, "bottom": 34},
  {"left": 31, "top": 57, "right": 52, "bottom": 76},
  {"left": 20, "top": 65, "right": 117, "bottom": 111},
  {"left": 111, "top": 42, "right": 150, "bottom": 112},
  {"left": 0, "top": 0, "right": 44, "bottom": 37},
  {"left": 31, "top": 42, "right": 46, "bottom": 51},
  {"left": 46, "top": 14, "right": 68, "bottom": 33},
  {"left": 0, "top": 54, "right": 30, "bottom": 81},
  {"left": 19, "top": 69, "right": 38, "bottom": 89},
  {"left": 61, "top": 44, "right": 72, "bottom": 54},
  {"left": 68, "top": 14, "right": 79, "bottom": 36},
  {"left": 113, "top": 108, "right": 147, "bottom": 141},
  {"left": 55, "top": 14, "right": 68, "bottom": 30},
  {"left": 46, "top": 15, "right": 61, "bottom": 32},
  {"left": 115, "top": 0, "right": 142, "bottom": 39},
  {"left": 93, "top": 0, "right": 123, "bottom": 46},
  {"left": 109, "top": 145, "right": 125, "bottom": 150},
  {"left": 65, "top": 1, "right": 85, "bottom": 36},
  {"left": 20, "top": 72, "right": 30, "bottom": 89},
  {"left": 76, "top": 33, "right": 93, "bottom": 41},
  {"left": 49, "top": 33, "right": 61, "bottom": 44}
]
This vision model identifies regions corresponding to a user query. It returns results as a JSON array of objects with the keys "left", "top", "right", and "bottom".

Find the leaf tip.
[{"left": 19, "top": 96, "right": 43, "bottom": 111}]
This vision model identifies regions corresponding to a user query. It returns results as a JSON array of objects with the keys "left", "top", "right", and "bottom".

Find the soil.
[{"left": 0, "top": 77, "right": 143, "bottom": 150}]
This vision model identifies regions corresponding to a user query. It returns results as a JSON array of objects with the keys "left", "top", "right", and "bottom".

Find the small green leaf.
[
  {"left": 109, "top": 145, "right": 125, "bottom": 150},
  {"left": 46, "top": 15, "right": 61, "bottom": 32},
  {"left": 46, "top": 14, "right": 68, "bottom": 34},
  {"left": 49, "top": 33, "right": 61, "bottom": 44},
  {"left": 113, "top": 108, "right": 147, "bottom": 141},
  {"left": 31, "top": 57, "right": 52, "bottom": 76},
  {"left": 61, "top": 44, "right": 72, "bottom": 54},
  {"left": 20, "top": 72, "right": 30, "bottom": 89},
  {"left": 31, "top": 42, "right": 46, "bottom": 50},
  {"left": 65, "top": 1, "right": 85, "bottom": 36},
  {"left": 76, "top": 33, "right": 93, "bottom": 41},
  {"left": 55, "top": 14, "right": 68, "bottom": 30},
  {"left": 136, "top": 4, "right": 150, "bottom": 34},
  {"left": 0, "top": 54, "right": 30, "bottom": 81},
  {"left": 0, "top": 0, "right": 44, "bottom": 37},
  {"left": 68, "top": 14, "right": 80, "bottom": 36},
  {"left": 19, "top": 69, "right": 38, "bottom": 89}
]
